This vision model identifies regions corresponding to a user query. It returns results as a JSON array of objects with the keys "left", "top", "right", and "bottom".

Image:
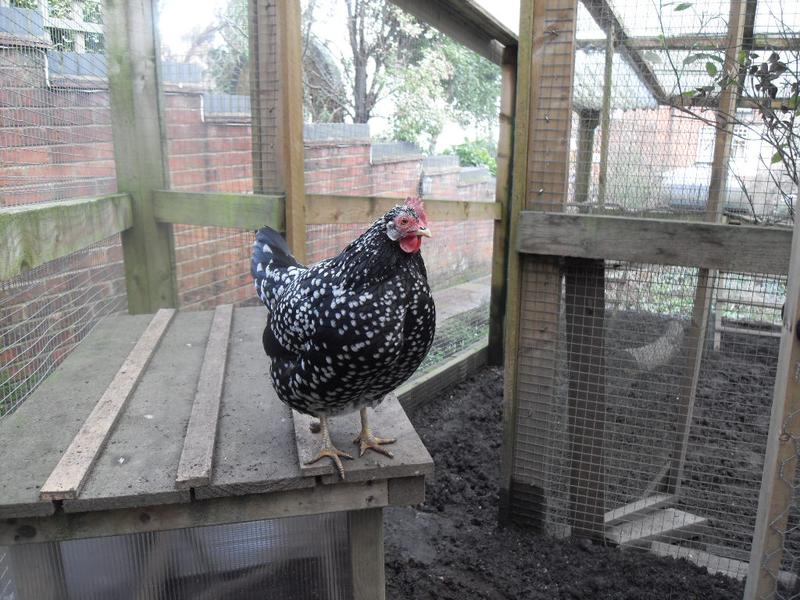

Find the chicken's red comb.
[{"left": 405, "top": 197, "right": 427, "bottom": 226}]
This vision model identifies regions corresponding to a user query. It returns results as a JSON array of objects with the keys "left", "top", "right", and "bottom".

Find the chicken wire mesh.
[{"left": 510, "top": 259, "right": 784, "bottom": 582}]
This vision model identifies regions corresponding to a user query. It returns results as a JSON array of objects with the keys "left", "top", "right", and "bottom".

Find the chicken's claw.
[
  {"left": 305, "top": 446, "right": 353, "bottom": 480},
  {"left": 354, "top": 431, "right": 396, "bottom": 458}
]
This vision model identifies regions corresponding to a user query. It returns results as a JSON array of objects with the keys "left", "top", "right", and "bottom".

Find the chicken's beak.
[{"left": 417, "top": 226, "right": 432, "bottom": 238}]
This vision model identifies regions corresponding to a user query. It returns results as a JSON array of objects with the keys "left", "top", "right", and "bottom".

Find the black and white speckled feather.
[{"left": 252, "top": 205, "right": 435, "bottom": 417}]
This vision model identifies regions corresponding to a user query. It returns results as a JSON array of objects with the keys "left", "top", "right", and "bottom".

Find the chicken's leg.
[
  {"left": 354, "top": 407, "right": 396, "bottom": 458},
  {"left": 305, "top": 415, "right": 353, "bottom": 479}
]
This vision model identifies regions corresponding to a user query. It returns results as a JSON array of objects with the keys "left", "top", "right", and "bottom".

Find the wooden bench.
[{"left": 0, "top": 306, "right": 433, "bottom": 600}]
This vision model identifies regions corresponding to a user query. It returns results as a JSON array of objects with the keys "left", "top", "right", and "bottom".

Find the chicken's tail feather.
[{"left": 252, "top": 227, "right": 303, "bottom": 308}]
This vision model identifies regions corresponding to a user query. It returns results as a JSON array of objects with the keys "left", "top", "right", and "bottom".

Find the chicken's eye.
[{"left": 399, "top": 217, "right": 409, "bottom": 225}]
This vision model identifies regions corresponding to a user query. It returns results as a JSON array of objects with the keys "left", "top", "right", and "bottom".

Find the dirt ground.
[{"left": 384, "top": 366, "right": 746, "bottom": 600}]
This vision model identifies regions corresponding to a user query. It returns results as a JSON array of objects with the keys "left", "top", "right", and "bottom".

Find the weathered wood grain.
[
  {"left": 176, "top": 304, "right": 234, "bottom": 489},
  {"left": 0, "top": 194, "right": 132, "bottom": 282},
  {"left": 152, "top": 190, "right": 284, "bottom": 230},
  {"left": 349, "top": 508, "right": 386, "bottom": 600},
  {"left": 306, "top": 194, "right": 501, "bottom": 225},
  {"left": 106, "top": 0, "right": 178, "bottom": 313},
  {"left": 518, "top": 212, "right": 792, "bottom": 275},
  {"left": 292, "top": 394, "right": 434, "bottom": 484},
  {"left": 39, "top": 309, "right": 176, "bottom": 501},
  {"left": 2, "top": 481, "right": 390, "bottom": 546}
]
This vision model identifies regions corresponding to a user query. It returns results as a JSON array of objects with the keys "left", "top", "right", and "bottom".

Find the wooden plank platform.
[
  {"left": 292, "top": 395, "right": 435, "bottom": 482},
  {"left": 651, "top": 541, "right": 750, "bottom": 580},
  {"left": 604, "top": 494, "right": 675, "bottom": 526},
  {"left": 0, "top": 306, "right": 433, "bottom": 533},
  {"left": 606, "top": 508, "right": 707, "bottom": 547}
]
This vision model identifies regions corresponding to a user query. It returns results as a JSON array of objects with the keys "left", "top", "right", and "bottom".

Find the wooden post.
[
  {"left": 105, "top": 0, "right": 178, "bottom": 314},
  {"left": 574, "top": 110, "right": 600, "bottom": 207},
  {"left": 666, "top": 0, "right": 749, "bottom": 495},
  {"left": 348, "top": 508, "right": 386, "bottom": 600},
  {"left": 564, "top": 258, "right": 606, "bottom": 538},
  {"left": 745, "top": 213, "right": 800, "bottom": 600},
  {"left": 597, "top": 30, "right": 615, "bottom": 208},
  {"left": 488, "top": 45, "right": 517, "bottom": 365},
  {"left": 248, "top": 0, "right": 306, "bottom": 263},
  {"left": 499, "top": 0, "right": 579, "bottom": 530}
]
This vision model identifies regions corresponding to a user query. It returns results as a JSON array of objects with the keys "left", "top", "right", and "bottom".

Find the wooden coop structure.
[
  {"left": 0, "top": 0, "right": 514, "bottom": 598},
  {"left": 498, "top": 1, "right": 800, "bottom": 599}
]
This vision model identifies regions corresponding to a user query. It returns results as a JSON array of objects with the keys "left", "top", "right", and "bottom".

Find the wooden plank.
[
  {"left": 39, "top": 309, "right": 176, "bottom": 501},
  {"left": 488, "top": 44, "right": 517, "bottom": 364},
  {"left": 397, "top": 342, "right": 488, "bottom": 413},
  {"left": 152, "top": 190, "right": 285, "bottom": 230},
  {"left": 565, "top": 258, "right": 606, "bottom": 539},
  {"left": 62, "top": 311, "right": 213, "bottom": 513},
  {"left": 194, "top": 307, "right": 314, "bottom": 499},
  {"left": 105, "top": 0, "right": 178, "bottom": 314},
  {"left": 175, "top": 305, "right": 233, "bottom": 489},
  {"left": 745, "top": 207, "right": 800, "bottom": 598},
  {"left": 574, "top": 110, "right": 599, "bottom": 206},
  {"left": 596, "top": 33, "right": 800, "bottom": 51},
  {"left": 606, "top": 508, "right": 707, "bottom": 546},
  {"left": 0, "top": 315, "right": 154, "bottom": 519},
  {"left": 292, "top": 394, "right": 434, "bottom": 484},
  {"left": 518, "top": 212, "right": 792, "bottom": 275},
  {"left": 498, "top": 0, "right": 545, "bottom": 525},
  {"left": 389, "top": 0, "right": 515, "bottom": 65},
  {"left": 651, "top": 542, "right": 750, "bottom": 581},
  {"left": 349, "top": 508, "right": 386, "bottom": 600},
  {"left": 249, "top": 0, "right": 306, "bottom": 263},
  {"left": 1, "top": 481, "right": 390, "bottom": 546},
  {"left": 604, "top": 494, "right": 675, "bottom": 526},
  {"left": 0, "top": 194, "right": 132, "bottom": 282},
  {"left": 306, "top": 194, "right": 501, "bottom": 225}
]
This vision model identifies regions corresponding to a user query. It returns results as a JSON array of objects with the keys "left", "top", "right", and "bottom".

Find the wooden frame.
[
  {"left": 517, "top": 212, "right": 792, "bottom": 275},
  {"left": 152, "top": 190, "right": 285, "bottom": 230},
  {"left": 0, "top": 194, "right": 132, "bottom": 282},
  {"left": 105, "top": 0, "right": 178, "bottom": 314}
]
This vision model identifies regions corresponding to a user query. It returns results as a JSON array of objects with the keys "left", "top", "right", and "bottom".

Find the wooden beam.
[
  {"left": 305, "top": 194, "right": 501, "bottom": 224},
  {"left": 488, "top": 46, "right": 518, "bottom": 364},
  {"left": 389, "top": 0, "right": 516, "bottom": 65},
  {"left": 574, "top": 110, "right": 600, "bottom": 206},
  {"left": 581, "top": 0, "right": 668, "bottom": 103},
  {"left": 349, "top": 508, "right": 386, "bottom": 600},
  {"left": 39, "top": 309, "right": 176, "bottom": 501},
  {"left": 564, "top": 258, "right": 606, "bottom": 539},
  {"left": 249, "top": 0, "right": 306, "bottom": 263},
  {"left": 579, "top": 33, "right": 800, "bottom": 51},
  {"left": 104, "top": 0, "right": 178, "bottom": 314},
  {"left": 518, "top": 212, "right": 792, "bottom": 275},
  {"left": 176, "top": 304, "right": 233, "bottom": 490},
  {"left": 745, "top": 212, "right": 800, "bottom": 599},
  {"left": 0, "top": 194, "right": 132, "bottom": 282},
  {"left": 152, "top": 190, "right": 285, "bottom": 230}
]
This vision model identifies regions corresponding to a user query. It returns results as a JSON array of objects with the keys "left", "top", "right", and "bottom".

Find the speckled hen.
[{"left": 251, "top": 197, "right": 435, "bottom": 478}]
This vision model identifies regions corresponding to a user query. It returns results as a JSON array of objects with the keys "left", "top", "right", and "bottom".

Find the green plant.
[{"left": 444, "top": 139, "right": 497, "bottom": 176}]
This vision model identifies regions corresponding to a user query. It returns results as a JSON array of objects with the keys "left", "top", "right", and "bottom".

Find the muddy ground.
[{"left": 384, "top": 365, "right": 748, "bottom": 600}]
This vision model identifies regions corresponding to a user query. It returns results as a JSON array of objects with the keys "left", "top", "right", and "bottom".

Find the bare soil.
[{"left": 384, "top": 366, "right": 746, "bottom": 600}]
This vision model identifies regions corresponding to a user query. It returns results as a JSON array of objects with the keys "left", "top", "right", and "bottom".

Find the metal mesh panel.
[
  {"left": 1, "top": 513, "right": 352, "bottom": 600},
  {"left": 511, "top": 258, "right": 781, "bottom": 583}
]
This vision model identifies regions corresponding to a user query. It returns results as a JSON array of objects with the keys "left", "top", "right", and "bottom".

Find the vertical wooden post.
[
  {"left": 249, "top": 0, "right": 306, "bottom": 263},
  {"left": 499, "top": 0, "right": 580, "bottom": 530},
  {"left": 666, "top": 0, "right": 749, "bottom": 495},
  {"left": 348, "top": 508, "right": 386, "bottom": 600},
  {"left": 488, "top": 45, "right": 517, "bottom": 365},
  {"left": 565, "top": 258, "right": 606, "bottom": 538},
  {"left": 574, "top": 110, "right": 600, "bottom": 207},
  {"left": 597, "top": 30, "right": 615, "bottom": 208},
  {"left": 745, "top": 214, "right": 800, "bottom": 600},
  {"left": 105, "top": 0, "right": 178, "bottom": 314}
]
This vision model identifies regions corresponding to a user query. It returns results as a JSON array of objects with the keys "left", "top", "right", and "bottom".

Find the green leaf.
[
  {"left": 771, "top": 151, "right": 783, "bottom": 164},
  {"left": 705, "top": 62, "right": 718, "bottom": 76},
  {"left": 674, "top": 2, "right": 692, "bottom": 10},
  {"left": 683, "top": 52, "right": 723, "bottom": 65},
  {"left": 681, "top": 89, "right": 698, "bottom": 97}
]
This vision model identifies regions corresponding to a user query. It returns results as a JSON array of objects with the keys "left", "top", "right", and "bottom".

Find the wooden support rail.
[
  {"left": 153, "top": 190, "right": 285, "bottom": 230},
  {"left": 305, "top": 194, "right": 501, "bottom": 225},
  {"left": 0, "top": 194, "right": 133, "bottom": 282},
  {"left": 518, "top": 212, "right": 792, "bottom": 275}
]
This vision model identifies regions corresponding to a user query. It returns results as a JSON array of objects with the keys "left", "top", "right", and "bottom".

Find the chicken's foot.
[
  {"left": 305, "top": 415, "right": 353, "bottom": 479},
  {"left": 354, "top": 407, "right": 396, "bottom": 458}
]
